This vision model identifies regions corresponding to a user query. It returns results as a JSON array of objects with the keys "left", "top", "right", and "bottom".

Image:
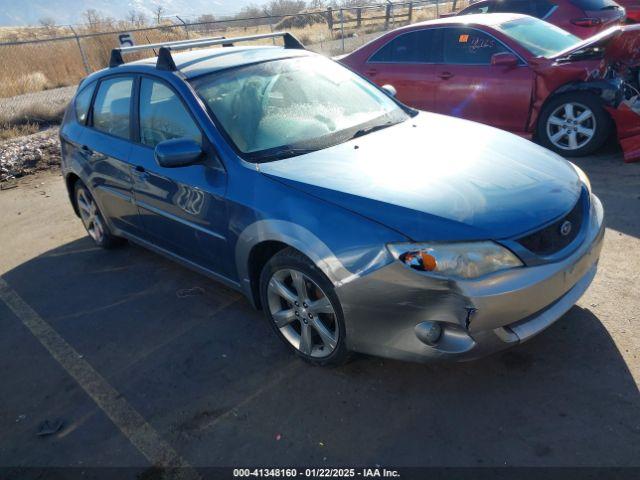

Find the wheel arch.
[
  {"left": 247, "top": 240, "right": 290, "bottom": 309},
  {"left": 533, "top": 80, "right": 619, "bottom": 138},
  {"left": 65, "top": 172, "right": 81, "bottom": 217},
  {"left": 235, "top": 220, "right": 356, "bottom": 309}
]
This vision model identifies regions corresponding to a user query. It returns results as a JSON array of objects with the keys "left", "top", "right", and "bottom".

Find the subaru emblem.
[{"left": 560, "top": 220, "right": 572, "bottom": 237}]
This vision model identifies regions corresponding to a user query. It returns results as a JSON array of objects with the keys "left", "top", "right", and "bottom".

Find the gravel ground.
[
  {"left": 0, "top": 127, "right": 60, "bottom": 183},
  {"left": 0, "top": 85, "right": 75, "bottom": 119}
]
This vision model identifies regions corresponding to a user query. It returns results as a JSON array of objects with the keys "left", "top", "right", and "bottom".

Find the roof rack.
[{"left": 109, "top": 32, "right": 305, "bottom": 71}]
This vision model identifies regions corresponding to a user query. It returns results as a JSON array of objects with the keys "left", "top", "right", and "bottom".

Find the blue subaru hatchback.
[{"left": 60, "top": 33, "right": 604, "bottom": 365}]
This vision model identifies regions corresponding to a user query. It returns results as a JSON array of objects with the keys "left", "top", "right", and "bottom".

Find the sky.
[{"left": 0, "top": 0, "right": 272, "bottom": 26}]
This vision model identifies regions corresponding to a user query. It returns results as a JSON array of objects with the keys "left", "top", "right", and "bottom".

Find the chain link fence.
[{"left": 0, "top": 0, "right": 471, "bottom": 139}]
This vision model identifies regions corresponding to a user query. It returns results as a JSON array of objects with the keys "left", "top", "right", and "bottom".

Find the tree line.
[{"left": 38, "top": 0, "right": 380, "bottom": 30}]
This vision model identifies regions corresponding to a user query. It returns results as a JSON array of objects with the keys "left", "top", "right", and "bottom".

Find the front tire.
[
  {"left": 537, "top": 92, "right": 611, "bottom": 157},
  {"left": 259, "top": 248, "right": 350, "bottom": 366},
  {"left": 74, "top": 181, "right": 123, "bottom": 249}
]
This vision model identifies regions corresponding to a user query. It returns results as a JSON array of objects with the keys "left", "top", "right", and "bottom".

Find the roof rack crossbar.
[
  {"left": 109, "top": 35, "right": 226, "bottom": 68},
  {"left": 108, "top": 32, "right": 305, "bottom": 71}
]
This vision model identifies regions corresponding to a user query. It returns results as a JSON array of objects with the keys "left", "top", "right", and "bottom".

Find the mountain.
[{"left": 0, "top": 0, "right": 270, "bottom": 26}]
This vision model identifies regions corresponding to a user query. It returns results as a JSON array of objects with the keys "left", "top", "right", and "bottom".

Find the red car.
[
  {"left": 453, "top": 0, "right": 626, "bottom": 38},
  {"left": 340, "top": 14, "right": 640, "bottom": 161},
  {"left": 616, "top": 0, "right": 640, "bottom": 22}
]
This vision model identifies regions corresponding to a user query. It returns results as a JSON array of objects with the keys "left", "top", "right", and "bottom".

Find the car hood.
[
  {"left": 258, "top": 112, "right": 582, "bottom": 241},
  {"left": 551, "top": 24, "right": 640, "bottom": 66}
]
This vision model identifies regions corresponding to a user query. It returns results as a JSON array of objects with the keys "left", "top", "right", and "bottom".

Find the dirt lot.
[{"left": 0, "top": 141, "right": 639, "bottom": 476}]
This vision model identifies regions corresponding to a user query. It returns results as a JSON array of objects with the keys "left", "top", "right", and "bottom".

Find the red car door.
[
  {"left": 362, "top": 28, "right": 439, "bottom": 111},
  {"left": 431, "top": 27, "right": 534, "bottom": 135}
]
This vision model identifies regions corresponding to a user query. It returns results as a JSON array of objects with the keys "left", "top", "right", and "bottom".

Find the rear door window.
[
  {"left": 443, "top": 28, "right": 510, "bottom": 64},
  {"left": 570, "top": 0, "right": 620, "bottom": 10},
  {"left": 461, "top": 2, "right": 494, "bottom": 14},
  {"left": 534, "top": 0, "right": 556, "bottom": 17},
  {"left": 92, "top": 77, "right": 133, "bottom": 140},
  {"left": 465, "top": 0, "right": 555, "bottom": 17},
  {"left": 369, "top": 29, "right": 439, "bottom": 63},
  {"left": 138, "top": 78, "right": 202, "bottom": 148},
  {"left": 493, "top": 0, "right": 537, "bottom": 15}
]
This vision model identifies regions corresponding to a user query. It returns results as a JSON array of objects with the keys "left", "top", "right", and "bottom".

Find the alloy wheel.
[
  {"left": 76, "top": 188, "right": 105, "bottom": 244},
  {"left": 266, "top": 268, "right": 338, "bottom": 358},
  {"left": 546, "top": 102, "right": 597, "bottom": 151}
]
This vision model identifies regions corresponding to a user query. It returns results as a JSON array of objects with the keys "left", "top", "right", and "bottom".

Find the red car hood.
[{"left": 550, "top": 24, "right": 640, "bottom": 66}]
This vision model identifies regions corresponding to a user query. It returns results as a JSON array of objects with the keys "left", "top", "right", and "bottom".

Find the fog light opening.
[{"left": 415, "top": 321, "right": 443, "bottom": 346}]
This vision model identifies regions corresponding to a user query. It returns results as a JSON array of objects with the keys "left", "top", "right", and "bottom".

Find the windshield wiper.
[
  {"left": 253, "top": 146, "right": 321, "bottom": 162},
  {"left": 350, "top": 121, "right": 394, "bottom": 140}
]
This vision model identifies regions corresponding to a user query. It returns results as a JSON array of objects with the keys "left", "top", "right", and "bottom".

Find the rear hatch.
[
  {"left": 570, "top": 0, "right": 626, "bottom": 28},
  {"left": 551, "top": 23, "right": 640, "bottom": 66}
]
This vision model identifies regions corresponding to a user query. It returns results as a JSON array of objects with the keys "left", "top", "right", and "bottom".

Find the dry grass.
[
  {"left": 0, "top": 101, "right": 67, "bottom": 140},
  {"left": 0, "top": 102, "right": 66, "bottom": 125},
  {"left": 0, "top": 0, "right": 470, "bottom": 140},
  {"left": 0, "top": 1, "right": 472, "bottom": 95},
  {"left": 0, "top": 122, "right": 40, "bottom": 140}
]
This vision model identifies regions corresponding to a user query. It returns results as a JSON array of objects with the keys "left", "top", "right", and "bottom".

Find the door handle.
[
  {"left": 366, "top": 68, "right": 378, "bottom": 77},
  {"left": 438, "top": 71, "right": 454, "bottom": 80}
]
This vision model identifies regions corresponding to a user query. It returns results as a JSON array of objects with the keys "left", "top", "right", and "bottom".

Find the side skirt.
[{"left": 116, "top": 229, "right": 246, "bottom": 296}]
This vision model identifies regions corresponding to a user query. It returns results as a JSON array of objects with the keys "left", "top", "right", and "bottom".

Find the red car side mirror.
[{"left": 491, "top": 52, "right": 519, "bottom": 68}]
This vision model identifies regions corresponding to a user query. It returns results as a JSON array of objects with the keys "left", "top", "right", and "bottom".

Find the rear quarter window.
[{"left": 74, "top": 82, "right": 96, "bottom": 125}]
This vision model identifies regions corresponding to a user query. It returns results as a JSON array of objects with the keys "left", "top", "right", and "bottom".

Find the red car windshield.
[{"left": 498, "top": 17, "right": 582, "bottom": 57}]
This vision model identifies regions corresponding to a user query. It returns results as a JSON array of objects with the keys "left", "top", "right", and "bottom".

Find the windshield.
[
  {"left": 497, "top": 17, "right": 581, "bottom": 57},
  {"left": 191, "top": 56, "right": 409, "bottom": 161}
]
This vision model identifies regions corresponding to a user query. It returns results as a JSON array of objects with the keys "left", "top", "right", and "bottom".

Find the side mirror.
[
  {"left": 154, "top": 138, "right": 203, "bottom": 168},
  {"left": 381, "top": 84, "right": 397, "bottom": 97},
  {"left": 491, "top": 52, "right": 519, "bottom": 68}
]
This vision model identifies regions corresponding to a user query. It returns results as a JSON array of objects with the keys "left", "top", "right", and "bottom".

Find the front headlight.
[
  {"left": 570, "top": 162, "right": 591, "bottom": 193},
  {"left": 387, "top": 241, "right": 523, "bottom": 280}
]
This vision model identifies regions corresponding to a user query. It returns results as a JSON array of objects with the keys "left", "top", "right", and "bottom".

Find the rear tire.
[
  {"left": 259, "top": 248, "right": 350, "bottom": 367},
  {"left": 537, "top": 92, "right": 611, "bottom": 157},
  {"left": 74, "top": 181, "right": 124, "bottom": 249}
]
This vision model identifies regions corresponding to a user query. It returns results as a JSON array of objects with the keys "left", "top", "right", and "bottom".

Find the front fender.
[{"left": 230, "top": 172, "right": 408, "bottom": 305}]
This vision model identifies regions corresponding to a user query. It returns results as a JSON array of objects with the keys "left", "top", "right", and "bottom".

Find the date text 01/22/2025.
[{"left": 232, "top": 468, "right": 401, "bottom": 478}]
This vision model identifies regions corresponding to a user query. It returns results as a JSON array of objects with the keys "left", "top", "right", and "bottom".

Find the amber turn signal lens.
[
  {"left": 400, "top": 251, "right": 437, "bottom": 271},
  {"left": 420, "top": 252, "right": 437, "bottom": 271}
]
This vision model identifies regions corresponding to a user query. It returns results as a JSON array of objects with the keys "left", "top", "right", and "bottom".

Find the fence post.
[
  {"left": 436, "top": 0, "right": 440, "bottom": 18},
  {"left": 391, "top": 2, "right": 395, "bottom": 28},
  {"left": 408, "top": 2, "right": 413, "bottom": 22},
  {"left": 356, "top": 8, "right": 362, "bottom": 27},
  {"left": 327, "top": 7, "right": 334, "bottom": 32},
  {"left": 69, "top": 26, "right": 90, "bottom": 75},
  {"left": 453, "top": 0, "right": 458, "bottom": 11},
  {"left": 263, "top": 8, "right": 276, "bottom": 44},
  {"left": 384, "top": 2, "right": 391, "bottom": 29},
  {"left": 339, "top": 8, "right": 345, "bottom": 53},
  {"left": 176, "top": 16, "right": 190, "bottom": 39}
]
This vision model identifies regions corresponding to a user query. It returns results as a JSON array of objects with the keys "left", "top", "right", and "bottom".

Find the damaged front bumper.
[
  {"left": 608, "top": 96, "right": 640, "bottom": 162},
  {"left": 335, "top": 195, "right": 605, "bottom": 363}
]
